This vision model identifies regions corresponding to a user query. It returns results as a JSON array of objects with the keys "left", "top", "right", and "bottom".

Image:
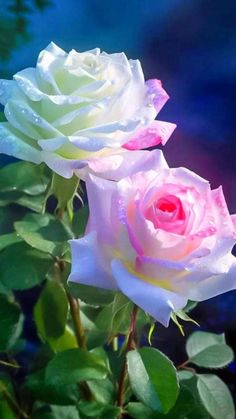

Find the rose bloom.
[
  {"left": 0, "top": 42, "right": 175, "bottom": 178},
  {"left": 69, "top": 150, "right": 236, "bottom": 325}
]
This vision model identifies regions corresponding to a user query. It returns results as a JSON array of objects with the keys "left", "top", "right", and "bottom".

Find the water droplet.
[{"left": 209, "top": 227, "right": 216, "bottom": 234}]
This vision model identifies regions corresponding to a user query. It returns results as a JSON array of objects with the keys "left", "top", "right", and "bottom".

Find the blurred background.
[{"left": 0, "top": 0, "right": 236, "bottom": 398}]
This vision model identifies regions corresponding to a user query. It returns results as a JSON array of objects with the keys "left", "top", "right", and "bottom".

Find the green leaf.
[
  {"left": 127, "top": 402, "right": 156, "bottom": 419},
  {"left": 0, "top": 295, "right": 23, "bottom": 351},
  {"left": 0, "top": 206, "right": 25, "bottom": 235},
  {"left": 87, "top": 378, "right": 115, "bottom": 404},
  {"left": 14, "top": 213, "right": 73, "bottom": 256},
  {"left": 45, "top": 349, "right": 108, "bottom": 386},
  {"left": 177, "top": 375, "right": 210, "bottom": 419},
  {"left": 0, "top": 242, "right": 52, "bottom": 290},
  {"left": 197, "top": 374, "right": 235, "bottom": 419},
  {"left": 86, "top": 329, "right": 108, "bottom": 350},
  {"left": 186, "top": 331, "right": 233, "bottom": 368},
  {"left": 95, "top": 293, "right": 133, "bottom": 336},
  {"left": 127, "top": 385, "right": 197, "bottom": 419},
  {"left": 0, "top": 190, "right": 47, "bottom": 213},
  {"left": 34, "top": 280, "right": 68, "bottom": 340},
  {"left": 190, "top": 344, "right": 233, "bottom": 368},
  {"left": 0, "top": 162, "right": 50, "bottom": 196},
  {"left": 127, "top": 347, "right": 179, "bottom": 413},
  {"left": 31, "top": 404, "right": 79, "bottom": 419},
  {"left": 25, "top": 368, "right": 79, "bottom": 406},
  {"left": 78, "top": 401, "right": 120, "bottom": 418},
  {"left": 72, "top": 206, "right": 89, "bottom": 237},
  {"left": 163, "top": 384, "right": 199, "bottom": 419},
  {"left": 48, "top": 326, "right": 77, "bottom": 352},
  {"left": 0, "top": 233, "right": 21, "bottom": 251},
  {"left": 68, "top": 283, "right": 115, "bottom": 306},
  {"left": 178, "top": 370, "right": 194, "bottom": 381},
  {"left": 51, "top": 173, "right": 79, "bottom": 210}
]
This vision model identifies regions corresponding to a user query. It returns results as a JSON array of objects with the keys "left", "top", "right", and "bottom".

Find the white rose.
[{"left": 0, "top": 42, "right": 175, "bottom": 178}]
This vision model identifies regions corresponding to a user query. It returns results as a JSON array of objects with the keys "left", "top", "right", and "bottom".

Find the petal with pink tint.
[
  {"left": 123, "top": 120, "right": 176, "bottom": 150},
  {"left": 145, "top": 79, "right": 169, "bottom": 113}
]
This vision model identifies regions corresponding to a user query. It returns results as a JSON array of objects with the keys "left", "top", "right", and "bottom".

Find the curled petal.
[
  {"left": 123, "top": 121, "right": 176, "bottom": 150},
  {"left": 146, "top": 79, "right": 169, "bottom": 113}
]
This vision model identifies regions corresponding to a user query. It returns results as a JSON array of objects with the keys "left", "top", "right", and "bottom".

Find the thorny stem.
[{"left": 117, "top": 304, "right": 139, "bottom": 414}]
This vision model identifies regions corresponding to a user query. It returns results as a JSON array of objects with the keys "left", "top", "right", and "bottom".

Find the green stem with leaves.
[{"left": 117, "top": 304, "right": 139, "bottom": 412}]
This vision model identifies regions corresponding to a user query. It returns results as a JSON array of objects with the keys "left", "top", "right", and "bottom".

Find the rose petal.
[
  {"left": 123, "top": 120, "right": 176, "bottom": 150},
  {"left": 146, "top": 78, "right": 169, "bottom": 113},
  {"left": 69, "top": 232, "right": 117, "bottom": 290},
  {"left": 0, "top": 122, "right": 42, "bottom": 164},
  {"left": 111, "top": 259, "right": 187, "bottom": 326},
  {"left": 187, "top": 256, "right": 236, "bottom": 301}
]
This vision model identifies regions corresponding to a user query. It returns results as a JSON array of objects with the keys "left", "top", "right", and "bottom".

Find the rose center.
[{"left": 156, "top": 198, "right": 176, "bottom": 213}]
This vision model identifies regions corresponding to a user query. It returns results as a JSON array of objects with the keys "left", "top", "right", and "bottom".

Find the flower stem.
[
  {"left": 57, "top": 259, "right": 87, "bottom": 350},
  {"left": 66, "top": 292, "right": 87, "bottom": 350},
  {"left": 117, "top": 304, "right": 138, "bottom": 411}
]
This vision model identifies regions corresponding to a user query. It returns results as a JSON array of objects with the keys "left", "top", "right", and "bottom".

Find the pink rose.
[{"left": 69, "top": 150, "right": 236, "bottom": 325}]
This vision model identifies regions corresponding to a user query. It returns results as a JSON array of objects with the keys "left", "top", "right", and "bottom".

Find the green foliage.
[
  {"left": 34, "top": 281, "right": 69, "bottom": 341},
  {"left": 78, "top": 401, "right": 120, "bottom": 418},
  {"left": 95, "top": 293, "right": 133, "bottom": 336},
  {"left": 72, "top": 206, "right": 89, "bottom": 237},
  {"left": 0, "top": 295, "right": 23, "bottom": 351},
  {"left": 0, "top": 162, "right": 49, "bottom": 196},
  {"left": 0, "top": 242, "right": 53, "bottom": 290},
  {"left": 14, "top": 213, "right": 73, "bottom": 256},
  {"left": 45, "top": 349, "right": 108, "bottom": 386},
  {"left": 186, "top": 331, "right": 234, "bottom": 368},
  {"left": 50, "top": 172, "right": 79, "bottom": 211},
  {"left": 68, "top": 283, "right": 115, "bottom": 306},
  {"left": 0, "top": 162, "right": 51, "bottom": 212},
  {"left": 127, "top": 347, "right": 179, "bottom": 413},
  {"left": 0, "top": 159, "right": 235, "bottom": 418},
  {"left": 197, "top": 374, "right": 235, "bottom": 419},
  {"left": 25, "top": 368, "right": 79, "bottom": 406},
  {"left": 31, "top": 404, "right": 79, "bottom": 419}
]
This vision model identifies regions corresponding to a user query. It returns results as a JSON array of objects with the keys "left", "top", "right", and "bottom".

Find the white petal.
[
  {"left": 69, "top": 232, "right": 117, "bottom": 290},
  {"left": 0, "top": 122, "right": 41, "bottom": 164},
  {"left": 111, "top": 259, "right": 187, "bottom": 326}
]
